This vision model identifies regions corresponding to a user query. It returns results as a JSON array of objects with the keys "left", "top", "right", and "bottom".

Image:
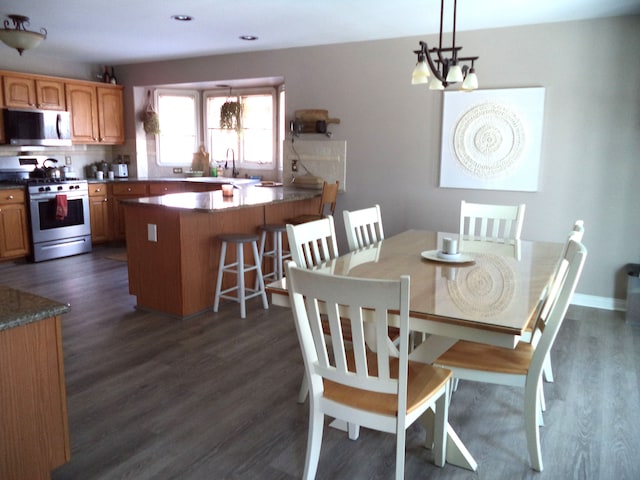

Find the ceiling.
[{"left": 1, "top": 0, "right": 639, "bottom": 65}]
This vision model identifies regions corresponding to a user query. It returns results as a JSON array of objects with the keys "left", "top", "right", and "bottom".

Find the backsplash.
[{"left": 282, "top": 138, "right": 347, "bottom": 191}]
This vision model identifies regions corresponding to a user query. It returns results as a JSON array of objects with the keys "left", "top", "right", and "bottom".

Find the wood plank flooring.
[{"left": 1, "top": 246, "right": 639, "bottom": 479}]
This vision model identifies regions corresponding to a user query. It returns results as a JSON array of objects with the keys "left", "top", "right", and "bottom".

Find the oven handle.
[{"left": 30, "top": 194, "right": 88, "bottom": 202}]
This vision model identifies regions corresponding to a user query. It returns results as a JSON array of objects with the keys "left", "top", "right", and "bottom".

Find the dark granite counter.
[
  {"left": 0, "top": 285, "right": 70, "bottom": 332},
  {"left": 122, "top": 185, "right": 319, "bottom": 213}
]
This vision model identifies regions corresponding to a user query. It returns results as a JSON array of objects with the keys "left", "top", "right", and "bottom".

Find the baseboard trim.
[{"left": 571, "top": 293, "right": 625, "bottom": 311}]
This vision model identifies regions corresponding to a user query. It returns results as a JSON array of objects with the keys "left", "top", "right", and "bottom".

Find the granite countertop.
[
  {"left": 86, "top": 176, "right": 259, "bottom": 185},
  {"left": 0, "top": 285, "right": 71, "bottom": 332},
  {"left": 122, "top": 185, "right": 320, "bottom": 213}
]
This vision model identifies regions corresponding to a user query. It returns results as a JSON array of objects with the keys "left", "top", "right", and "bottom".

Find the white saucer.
[{"left": 421, "top": 250, "right": 474, "bottom": 264}]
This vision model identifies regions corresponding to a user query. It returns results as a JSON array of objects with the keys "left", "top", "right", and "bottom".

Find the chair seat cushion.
[
  {"left": 436, "top": 340, "right": 534, "bottom": 375},
  {"left": 323, "top": 352, "right": 451, "bottom": 416}
]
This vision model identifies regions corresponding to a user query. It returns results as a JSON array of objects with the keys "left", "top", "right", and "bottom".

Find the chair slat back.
[
  {"left": 286, "top": 216, "right": 339, "bottom": 269},
  {"left": 528, "top": 239, "right": 587, "bottom": 380},
  {"left": 460, "top": 200, "right": 526, "bottom": 243},
  {"left": 318, "top": 181, "right": 340, "bottom": 217},
  {"left": 343, "top": 204, "right": 385, "bottom": 251},
  {"left": 286, "top": 262, "right": 410, "bottom": 397}
]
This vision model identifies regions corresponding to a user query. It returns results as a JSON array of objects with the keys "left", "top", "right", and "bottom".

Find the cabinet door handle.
[
  {"left": 103, "top": 198, "right": 108, "bottom": 203},
  {"left": 95, "top": 188, "right": 101, "bottom": 193},
  {"left": 7, "top": 195, "right": 14, "bottom": 200}
]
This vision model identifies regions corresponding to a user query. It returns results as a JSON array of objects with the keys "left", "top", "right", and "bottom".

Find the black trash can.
[{"left": 627, "top": 263, "right": 640, "bottom": 325}]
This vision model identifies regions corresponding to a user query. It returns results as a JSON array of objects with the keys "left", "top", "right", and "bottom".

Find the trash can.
[{"left": 626, "top": 263, "right": 640, "bottom": 325}]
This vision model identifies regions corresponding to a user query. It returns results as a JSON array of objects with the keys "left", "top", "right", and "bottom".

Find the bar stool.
[
  {"left": 213, "top": 233, "right": 269, "bottom": 319},
  {"left": 257, "top": 224, "right": 291, "bottom": 284}
]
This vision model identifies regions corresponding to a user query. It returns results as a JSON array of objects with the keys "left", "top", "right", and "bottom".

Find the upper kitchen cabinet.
[
  {"left": 2, "top": 73, "right": 66, "bottom": 110},
  {"left": 65, "top": 82, "right": 124, "bottom": 145}
]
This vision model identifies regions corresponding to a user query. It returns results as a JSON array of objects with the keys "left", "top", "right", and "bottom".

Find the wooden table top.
[{"left": 269, "top": 230, "right": 563, "bottom": 339}]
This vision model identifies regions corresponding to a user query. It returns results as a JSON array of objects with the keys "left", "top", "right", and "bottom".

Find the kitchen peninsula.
[
  {"left": 122, "top": 185, "right": 321, "bottom": 318},
  {"left": 0, "top": 286, "right": 71, "bottom": 480}
]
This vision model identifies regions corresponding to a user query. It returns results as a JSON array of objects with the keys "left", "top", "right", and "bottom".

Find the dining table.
[{"left": 267, "top": 229, "right": 563, "bottom": 471}]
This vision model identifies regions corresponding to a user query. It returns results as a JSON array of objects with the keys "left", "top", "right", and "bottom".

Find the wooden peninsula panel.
[
  {"left": 123, "top": 187, "right": 320, "bottom": 318},
  {"left": 0, "top": 316, "right": 70, "bottom": 480}
]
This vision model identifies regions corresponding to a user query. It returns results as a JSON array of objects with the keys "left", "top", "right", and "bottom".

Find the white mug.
[
  {"left": 96, "top": 171, "right": 104, "bottom": 180},
  {"left": 442, "top": 237, "right": 458, "bottom": 255}
]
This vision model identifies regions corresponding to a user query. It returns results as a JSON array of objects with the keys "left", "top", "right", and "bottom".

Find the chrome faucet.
[{"left": 226, "top": 148, "right": 239, "bottom": 178}]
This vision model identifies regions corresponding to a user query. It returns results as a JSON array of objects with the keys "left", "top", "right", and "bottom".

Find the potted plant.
[{"left": 220, "top": 100, "right": 242, "bottom": 132}]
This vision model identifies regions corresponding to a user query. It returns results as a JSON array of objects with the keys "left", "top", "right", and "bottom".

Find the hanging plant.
[
  {"left": 220, "top": 100, "right": 242, "bottom": 131},
  {"left": 142, "top": 90, "right": 160, "bottom": 135}
]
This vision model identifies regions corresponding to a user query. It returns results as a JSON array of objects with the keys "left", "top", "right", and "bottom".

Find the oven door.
[{"left": 29, "top": 192, "right": 91, "bottom": 245}]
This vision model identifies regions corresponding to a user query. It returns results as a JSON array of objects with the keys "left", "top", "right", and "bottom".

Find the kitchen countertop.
[
  {"left": 0, "top": 284, "right": 70, "bottom": 332},
  {"left": 86, "top": 176, "right": 260, "bottom": 185},
  {"left": 123, "top": 185, "right": 320, "bottom": 213}
]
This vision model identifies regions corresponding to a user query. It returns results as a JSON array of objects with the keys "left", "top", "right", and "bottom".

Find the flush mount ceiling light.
[
  {"left": 171, "top": 15, "right": 193, "bottom": 22},
  {"left": 239, "top": 35, "right": 258, "bottom": 41},
  {"left": 411, "top": 0, "right": 479, "bottom": 91},
  {"left": 0, "top": 14, "right": 47, "bottom": 56}
]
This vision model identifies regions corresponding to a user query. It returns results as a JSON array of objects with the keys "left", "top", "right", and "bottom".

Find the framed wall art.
[{"left": 439, "top": 87, "right": 545, "bottom": 191}]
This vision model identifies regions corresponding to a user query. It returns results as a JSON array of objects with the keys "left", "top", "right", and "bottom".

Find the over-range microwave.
[{"left": 2, "top": 108, "right": 72, "bottom": 147}]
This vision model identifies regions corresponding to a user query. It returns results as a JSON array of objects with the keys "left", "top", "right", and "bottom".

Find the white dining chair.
[
  {"left": 459, "top": 200, "right": 526, "bottom": 243},
  {"left": 285, "top": 261, "right": 452, "bottom": 480},
  {"left": 434, "top": 238, "right": 587, "bottom": 472},
  {"left": 286, "top": 216, "right": 339, "bottom": 270},
  {"left": 343, "top": 204, "right": 384, "bottom": 251}
]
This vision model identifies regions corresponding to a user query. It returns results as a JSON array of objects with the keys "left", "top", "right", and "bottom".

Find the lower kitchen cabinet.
[
  {"left": 88, "top": 182, "right": 110, "bottom": 244},
  {"left": 109, "top": 182, "right": 149, "bottom": 241},
  {"left": 0, "top": 188, "right": 30, "bottom": 259}
]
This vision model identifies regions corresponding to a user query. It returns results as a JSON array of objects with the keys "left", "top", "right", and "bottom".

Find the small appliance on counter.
[{"left": 111, "top": 163, "right": 128, "bottom": 178}]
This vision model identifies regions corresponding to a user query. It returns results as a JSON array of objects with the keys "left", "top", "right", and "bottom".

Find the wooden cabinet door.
[
  {"left": 35, "top": 79, "right": 66, "bottom": 110},
  {"left": 66, "top": 83, "right": 99, "bottom": 143},
  {"left": 97, "top": 86, "right": 124, "bottom": 144},
  {"left": 110, "top": 183, "right": 149, "bottom": 240},
  {"left": 89, "top": 183, "right": 110, "bottom": 244},
  {"left": 0, "top": 190, "right": 30, "bottom": 259},
  {"left": 3, "top": 75, "right": 36, "bottom": 109}
]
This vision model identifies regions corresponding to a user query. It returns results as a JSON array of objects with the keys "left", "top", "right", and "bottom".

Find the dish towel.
[{"left": 55, "top": 194, "right": 68, "bottom": 220}]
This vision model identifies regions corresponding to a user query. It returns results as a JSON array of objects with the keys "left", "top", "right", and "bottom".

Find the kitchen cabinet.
[
  {"left": 89, "top": 183, "right": 110, "bottom": 244},
  {"left": 2, "top": 73, "right": 66, "bottom": 110},
  {"left": 149, "top": 182, "right": 186, "bottom": 195},
  {"left": 0, "top": 188, "right": 30, "bottom": 259},
  {"left": 65, "top": 82, "right": 124, "bottom": 145},
  {"left": 110, "top": 182, "right": 149, "bottom": 241},
  {"left": 0, "top": 82, "right": 4, "bottom": 144},
  {"left": 0, "top": 314, "right": 70, "bottom": 480}
]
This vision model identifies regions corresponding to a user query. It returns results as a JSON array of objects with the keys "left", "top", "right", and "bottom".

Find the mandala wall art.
[{"left": 439, "top": 87, "right": 545, "bottom": 191}]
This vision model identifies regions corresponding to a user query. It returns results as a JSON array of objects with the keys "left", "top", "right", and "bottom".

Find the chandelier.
[
  {"left": 0, "top": 15, "right": 47, "bottom": 56},
  {"left": 411, "top": 0, "right": 478, "bottom": 91}
]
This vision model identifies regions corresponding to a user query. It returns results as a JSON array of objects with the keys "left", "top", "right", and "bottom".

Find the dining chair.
[
  {"left": 287, "top": 180, "right": 339, "bottom": 225},
  {"left": 287, "top": 216, "right": 340, "bottom": 402},
  {"left": 434, "top": 238, "right": 587, "bottom": 472},
  {"left": 285, "top": 261, "right": 452, "bottom": 480},
  {"left": 527, "top": 220, "right": 585, "bottom": 385},
  {"left": 343, "top": 204, "right": 384, "bottom": 252},
  {"left": 459, "top": 200, "right": 526, "bottom": 243}
]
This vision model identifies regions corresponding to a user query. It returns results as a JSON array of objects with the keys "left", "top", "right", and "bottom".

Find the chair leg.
[
  {"left": 298, "top": 374, "right": 309, "bottom": 403},
  {"left": 543, "top": 352, "right": 554, "bottom": 382},
  {"left": 395, "top": 426, "right": 406, "bottom": 480},
  {"left": 347, "top": 422, "right": 360, "bottom": 440},
  {"left": 236, "top": 243, "right": 246, "bottom": 319},
  {"left": 525, "top": 377, "right": 544, "bottom": 472},
  {"left": 303, "top": 400, "right": 324, "bottom": 480}
]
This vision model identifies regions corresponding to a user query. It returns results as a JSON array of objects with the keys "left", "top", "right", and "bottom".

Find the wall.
[{"left": 7, "top": 16, "right": 640, "bottom": 305}]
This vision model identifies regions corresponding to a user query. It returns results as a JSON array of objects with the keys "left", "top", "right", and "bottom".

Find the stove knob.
[
  {"left": 57, "top": 185, "right": 63, "bottom": 191},
  {"left": 39, "top": 186, "right": 45, "bottom": 192},
  {"left": 45, "top": 186, "right": 51, "bottom": 192}
]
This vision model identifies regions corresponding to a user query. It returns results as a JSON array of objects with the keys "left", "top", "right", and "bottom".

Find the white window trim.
[
  {"left": 155, "top": 89, "right": 201, "bottom": 167},
  {"left": 203, "top": 87, "right": 278, "bottom": 171}
]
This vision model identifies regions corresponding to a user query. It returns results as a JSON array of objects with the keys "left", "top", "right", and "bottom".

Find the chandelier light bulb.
[
  {"left": 429, "top": 77, "right": 444, "bottom": 91},
  {"left": 411, "top": 60, "right": 430, "bottom": 85},
  {"left": 461, "top": 68, "right": 479, "bottom": 91}
]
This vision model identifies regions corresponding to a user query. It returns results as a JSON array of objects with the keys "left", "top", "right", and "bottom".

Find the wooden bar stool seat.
[
  {"left": 257, "top": 224, "right": 291, "bottom": 284},
  {"left": 213, "top": 233, "right": 269, "bottom": 319}
]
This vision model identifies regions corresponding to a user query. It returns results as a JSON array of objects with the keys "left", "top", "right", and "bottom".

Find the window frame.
[
  {"left": 154, "top": 89, "right": 201, "bottom": 167},
  {"left": 203, "top": 86, "right": 278, "bottom": 171}
]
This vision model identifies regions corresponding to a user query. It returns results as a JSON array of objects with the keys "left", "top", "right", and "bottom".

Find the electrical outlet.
[
  {"left": 147, "top": 224, "right": 157, "bottom": 242},
  {"left": 292, "top": 159, "right": 298, "bottom": 172},
  {"left": 65, "top": 156, "right": 72, "bottom": 165},
  {"left": 173, "top": 167, "right": 183, "bottom": 174}
]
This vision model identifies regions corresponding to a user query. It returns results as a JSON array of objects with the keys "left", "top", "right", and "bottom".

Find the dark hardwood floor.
[{"left": 1, "top": 246, "right": 638, "bottom": 480}]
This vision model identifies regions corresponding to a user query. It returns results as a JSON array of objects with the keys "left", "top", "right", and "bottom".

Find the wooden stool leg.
[
  {"left": 213, "top": 240, "right": 227, "bottom": 313},
  {"left": 252, "top": 240, "right": 269, "bottom": 310},
  {"left": 275, "top": 231, "right": 283, "bottom": 280},
  {"left": 237, "top": 242, "right": 246, "bottom": 319}
]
